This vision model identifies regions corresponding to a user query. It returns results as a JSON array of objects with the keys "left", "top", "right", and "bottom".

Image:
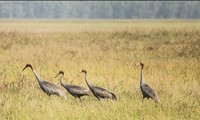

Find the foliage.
[
  {"left": 0, "top": 1, "right": 200, "bottom": 18},
  {"left": 0, "top": 20, "right": 200, "bottom": 120}
]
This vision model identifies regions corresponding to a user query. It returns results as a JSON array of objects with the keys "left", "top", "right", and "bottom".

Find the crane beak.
[
  {"left": 75, "top": 74, "right": 80, "bottom": 80},
  {"left": 72, "top": 74, "right": 80, "bottom": 79},
  {"left": 70, "top": 79, "right": 74, "bottom": 85},
  {"left": 54, "top": 73, "right": 60, "bottom": 78},
  {"left": 79, "top": 71, "right": 84, "bottom": 74},
  {"left": 133, "top": 63, "right": 140, "bottom": 67},
  {"left": 22, "top": 66, "right": 27, "bottom": 71}
]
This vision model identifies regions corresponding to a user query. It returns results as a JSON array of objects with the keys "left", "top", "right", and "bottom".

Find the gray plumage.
[
  {"left": 81, "top": 69, "right": 117, "bottom": 101},
  {"left": 22, "top": 64, "right": 66, "bottom": 99},
  {"left": 139, "top": 63, "right": 160, "bottom": 103},
  {"left": 55, "top": 71, "right": 90, "bottom": 101}
]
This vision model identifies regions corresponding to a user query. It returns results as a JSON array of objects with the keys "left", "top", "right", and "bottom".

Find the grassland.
[{"left": 0, "top": 19, "right": 200, "bottom": 120}]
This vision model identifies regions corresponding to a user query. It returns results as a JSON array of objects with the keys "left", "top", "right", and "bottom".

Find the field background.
[{"left": 0, "top": 19, "right": 200, "bottom": 120}]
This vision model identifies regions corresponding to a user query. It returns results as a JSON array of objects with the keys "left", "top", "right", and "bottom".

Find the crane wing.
[
  {"left": 141, "top": 84, "right": 159, "bottom": 102},
  {"left": 41, "top": 81, "right": 66, "bottom": 98},
  {"left": 67, "top": 85, "right": 90, "bottom": 95},
  {"left": 42, "top": 81, "right": 62, "bottom": 90},
  {"left": 92, "top": 86, "right": 115, "bottom": 99}
]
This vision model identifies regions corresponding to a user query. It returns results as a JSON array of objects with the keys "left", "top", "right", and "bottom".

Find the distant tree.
[
  {"left": 52, "top": 2, "right": 64, "bottom": 18},
  {"left": 0, "top": 2, "right": 13, "bottom": 18},
  {"left": 112, "top": 2, "right": 123, "bottom": 18},
  {"left": 175, "top": 2, "right": 186, "bottom": 18},
  {"left": 156, "top": 2, "right": 171, "bottom": 18},
  {"left": 23, "top": 2, "right": 34, "bottom": 18},
  {"left": 12, "top": 2, "right": 25, "bottom": 18},
  {"left": 191, "top": 2, "right": 200, "bottom": 19},
  {"left": 0, "top": 1, "right": 199, "bottom": 19}
]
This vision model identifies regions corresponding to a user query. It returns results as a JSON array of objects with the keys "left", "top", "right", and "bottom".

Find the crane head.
[
  {"left": 55, "top": 71, "right": 64, "bottom": 78},
  {"left": 140, "top": 63, "right": 144, "bottom": 69},
  {"left": 22, "top": 64, "right": 33, "bottom": 71},
  {"left": 133, "top": 62, "right": 144, "bottom": 69},
  {"left": 134, "top": 63, "right": 140, "bottom": 66},
  {"left": 81, "top": 69, "right": 87, "bottom": 74}
]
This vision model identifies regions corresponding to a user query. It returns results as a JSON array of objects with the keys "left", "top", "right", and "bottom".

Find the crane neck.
[
  {"left": 140, "top": 69, "right": 145, "bottom": 85},
  {"left": 59, "top": 74, "right": 71, "bottom": 90},
  {"left": 84, "top": 72, "right": 93, "bottom": 89},
  {"left": 32, "top": 70, "right": 43, "bottom": 83},
  {"left": 60, "top": 74, "right": 65, "bottom": 87}
]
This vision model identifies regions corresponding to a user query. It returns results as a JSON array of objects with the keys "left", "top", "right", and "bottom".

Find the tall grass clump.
[{"left": 0, "top": 20, "right": 200, "bottom": 120}]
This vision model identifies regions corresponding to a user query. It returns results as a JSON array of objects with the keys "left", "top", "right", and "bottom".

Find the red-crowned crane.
[
  {"left": 136, "top": 63, "right": 160, "bottom": 103},
  {"left": 55, "top": 71, "right": 90, "bottom": 101},
  {"left": 22, "top": 64, "right": 66, "bottom": 99},
  {"left": 81, "top": 69, "right": 117, "bottom": 101}
]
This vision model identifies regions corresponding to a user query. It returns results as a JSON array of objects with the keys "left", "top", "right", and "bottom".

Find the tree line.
[{"left": 0, "top": 1, "right": 199, "bottom": 19}]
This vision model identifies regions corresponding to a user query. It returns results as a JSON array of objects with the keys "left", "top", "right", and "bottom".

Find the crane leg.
[
  {"left": 79, "top": 97, "right": 82, "bottom": 102},
  {"left": 48, "top": 94, "right": 51, "bottom": 98},
  {"left": 74, "top": 97, "right": 80, "bottom": 105},
  {"left": 78, "top": 97, "right": 84, "bottom": 107},
  {"left": 142, "top": 96, "right": 146, "bottom": 103}
]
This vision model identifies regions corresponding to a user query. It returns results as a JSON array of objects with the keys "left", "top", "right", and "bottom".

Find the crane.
[
  {"left": 136, "top": 63, "right": 160, "bottom": 103},
  {"left": 81, "top": 69, "right": 117, "bottom": 101},
  {"left": 55, "top": 71, "right": 90, "bottom": 101},
  {"left": 22, "top": 64, "right": 66, "bottom": 99}
]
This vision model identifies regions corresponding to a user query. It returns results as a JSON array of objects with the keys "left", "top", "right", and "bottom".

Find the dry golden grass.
[{"left": 0, "top": 19, "right": 200, "bottom": 120}]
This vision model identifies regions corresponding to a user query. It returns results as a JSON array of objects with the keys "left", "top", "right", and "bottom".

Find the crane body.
[
  {"left": 138, "top": 63, "right": 160, "bottom": 103},
  {"left": 22, "top": 64, "right": 66, "bottom": 99},
  {"left": 81, "top": 69, "right": 117, "bottom": 101},
  {"left": 55, "top": 71, "right": 90, "bottom": 101}
]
